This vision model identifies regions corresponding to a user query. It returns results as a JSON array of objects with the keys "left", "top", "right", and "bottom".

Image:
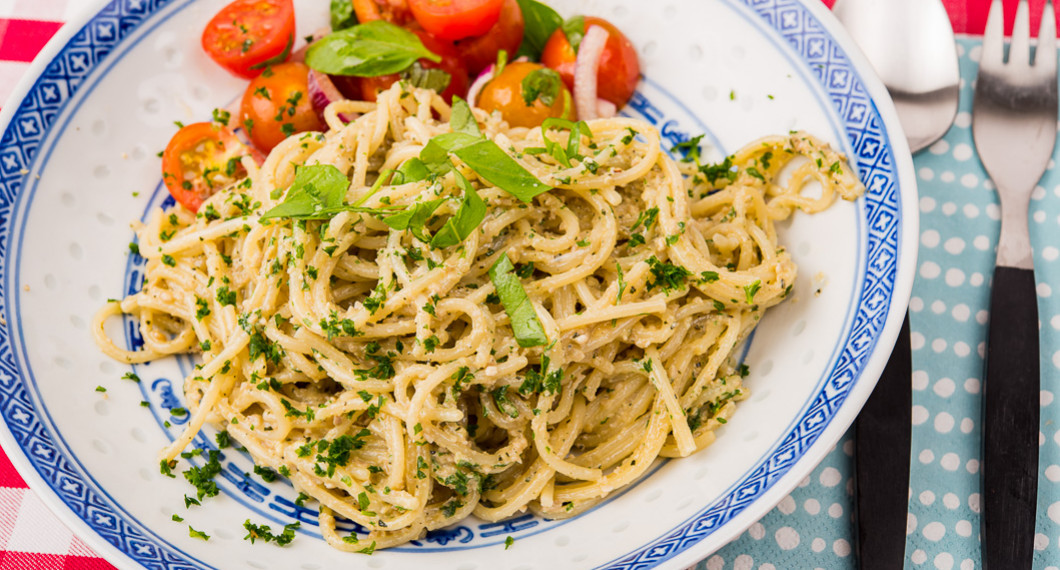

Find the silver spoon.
[
  {"left": 835, "top": 0, "right": 960, "bottom": 153},
  {"left": 832, "top": 0, "right": 959, "bottom": 569}
]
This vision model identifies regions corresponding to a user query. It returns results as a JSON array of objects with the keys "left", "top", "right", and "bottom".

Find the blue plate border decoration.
[{"left": 0, "top": 0, "right": 901, "bottom": 568}]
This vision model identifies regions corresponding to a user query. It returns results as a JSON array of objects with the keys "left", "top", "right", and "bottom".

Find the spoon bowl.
[{"left": 835, "top": 0, "right": 961, "bottom": 152}]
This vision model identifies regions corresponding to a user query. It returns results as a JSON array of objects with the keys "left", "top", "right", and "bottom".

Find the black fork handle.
[{"left": 981, "top": 265, "right": 1039, "bottom": 570}]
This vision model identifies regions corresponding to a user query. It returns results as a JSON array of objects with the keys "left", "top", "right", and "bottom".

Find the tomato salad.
[{"left": 163, "top": 0, "right": 640, "bottom": 212}]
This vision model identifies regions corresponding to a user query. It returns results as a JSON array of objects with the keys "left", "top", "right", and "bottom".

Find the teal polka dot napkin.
[{"left": 695, "top": 37, "right": 1060, "bottom": 570}]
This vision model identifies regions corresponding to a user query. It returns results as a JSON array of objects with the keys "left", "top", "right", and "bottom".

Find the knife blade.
[{"left": 854, "top": 315, "right": 911, "bottom": 570}]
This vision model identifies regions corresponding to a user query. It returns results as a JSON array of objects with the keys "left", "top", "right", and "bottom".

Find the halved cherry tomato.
[
  {"left": 353, "top": 0, "right": 415, "bottom": 25},
  {"left": 201, "top": 0, "right": 295, "bottom": 79},
  {"left": 476, "top": 62, "right": 574, "bottom": 128},
  {"left": 239, "top": 62, "right": 325, "bottom": 152},
  {"left": 540, "top": 16, "right": 640, "bottom": 108},
  {"left": 455, "top": 0, "right": 524, "bottom": 76},
  {"left": 356, "top": 29, "right": 470, "bottom": 104},
  {"left": 161, "top": 123, "right": 261, "bottom": 212},
  {"left": 408, "top": 0, "right": 504, "bottom": 41}
]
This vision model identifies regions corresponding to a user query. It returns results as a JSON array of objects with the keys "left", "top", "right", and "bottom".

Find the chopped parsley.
[
  {"left": 645, "top": 257, "right": 691, "bottom": 293},
  {"left": 243, "top": 520, "right": 300, "bottom": 546}
]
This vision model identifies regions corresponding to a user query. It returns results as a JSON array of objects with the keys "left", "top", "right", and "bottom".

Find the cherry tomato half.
[
  {"left": 239, "top": 62, "right": 325, "bottom": 152},
  {"left": 161, "top": 123, "right": 260, "bottom": 212},
  {"left": 201, "top": 0, "right": 295, "bottom": 79},
  {"left": 357, "top": 29, "right": 470, "bottom": 104},
  {"left": 540, "top": 16, "right": 640, "bottom": 108},
  {"left": 476, "top": 62, "right": 574, "bottom": 128},
  {"left": 455, "top": 0, "right": 524, "bottom": 76},
  {"left": 353, "top": 0, "right": 415, "bottom": 25},
  {"left": 408, "top": 0, "right": 504, "bottom": 41}
]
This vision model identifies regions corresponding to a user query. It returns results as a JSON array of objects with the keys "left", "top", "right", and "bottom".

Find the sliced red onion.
[
  {"left": 307, "top": 69, "right": 355, "bottom": 123},
  {"left": 595, "top": 98, "right": 617, "bottom": 119},
  {"left": 466, "top": 63, "right": 496, "bottom": 108},
  {"left": 573, "top": 25, "right": 609, "bottom": 121}
]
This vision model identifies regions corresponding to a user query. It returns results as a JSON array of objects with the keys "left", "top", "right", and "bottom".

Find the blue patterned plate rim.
[{"left": 0, "top": 0, "right": 919, "bottom": 568}]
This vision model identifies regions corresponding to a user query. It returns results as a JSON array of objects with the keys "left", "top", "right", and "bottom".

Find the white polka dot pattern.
[{"left": 697, "top": 36, "right": 1060, "bottom": 569}]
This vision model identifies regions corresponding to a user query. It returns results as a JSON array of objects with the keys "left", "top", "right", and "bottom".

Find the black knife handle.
[
  {"left": 854, "top": 314, "right": 911, "bottom": 570},
  {"left": 982, "top": 266, "right": 1039, "bottom": 570}
]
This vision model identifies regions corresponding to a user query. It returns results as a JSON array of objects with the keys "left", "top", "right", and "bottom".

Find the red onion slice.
[
  {"left": 466, "top": 64, "right": 496, "bottom": 109},
  {"left": 595, "top": 98, "right": 617, "bottom": 119},
  {"left": 307, "top": 69, "right": 355, "bottom": 123},
  {"left": 573, "top": 25, "right": 609, "bottom": 121}
]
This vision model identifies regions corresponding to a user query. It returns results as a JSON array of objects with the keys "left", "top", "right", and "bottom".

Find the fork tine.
[
  {"left": 1011, "top": 0, "right": 1032, "bottom": 65},
  {"left": 1037, "top": 0, "right": 1057, "bottom": 71},
  {"left": 982, "top": 0, "right": 1006, "bottom": 69}
]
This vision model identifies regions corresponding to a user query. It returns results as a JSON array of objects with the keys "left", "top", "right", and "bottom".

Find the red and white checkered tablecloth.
[
  {"left": 0, "top": 0, "right": 1039, "bottom": 568},
  {"left": 0, "top": 446, "right": 112, "bottom": 568}
]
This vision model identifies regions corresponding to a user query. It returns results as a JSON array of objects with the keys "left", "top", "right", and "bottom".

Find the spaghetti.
[{"left": 94, "top": 84, "right": 863, "bottom": 550}]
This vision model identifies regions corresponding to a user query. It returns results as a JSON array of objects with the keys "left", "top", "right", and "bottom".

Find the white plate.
[{"left": 0, "top": 0, "right": 917, "bottom": 568}]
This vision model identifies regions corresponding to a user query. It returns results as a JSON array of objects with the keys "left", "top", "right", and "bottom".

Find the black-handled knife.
[
  {"left": 854, "top": 315, "right": 911, "bottom": 570},
  {"left": 981, "top": 266, "right": 1039, "bottom": 569}
]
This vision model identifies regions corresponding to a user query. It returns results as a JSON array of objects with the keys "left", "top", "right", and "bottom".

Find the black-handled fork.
[{"left": 972, "top": 0, "right": 1057, "bottom": 567}]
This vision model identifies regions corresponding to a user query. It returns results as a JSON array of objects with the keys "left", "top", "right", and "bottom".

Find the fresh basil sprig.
[
  {"left": 521, "top": 68, "right": 563, "bottom": 107},
  {"left": 306, "top": 20, "right": 441, "bottom": 77},
  {"left": 401, "top": 98, "right": 551, "bottom": 202},
  {"left": 259, "top": 165, "right": 395, "bottom": 221},
  {"left": 382, "top": 198, "right": 446, "bottom": 242},
  {"left": 514, "top": 0, "right": 564, "bottom": 59},
  {"left": 450, "top": 98, "right": 482, "bottom": 137},
  {"left": 528, "top": 118, "right": 593, "bottom": 168},
  {"left": 383, "top": 171, "right": 485, "bottom": 249},
  {"left": 429, "top": 171, "right": 487, "bottom": 249},
  {"left": 489, "top": 253, "right": 548, "bottom": 347},
  {"left": 329, "top": 0, "right": 358, "bottom": 31},
  {"left": 403, "top": 62, "right": 452, "bottom": 93},
  {"left": 452, "top": 140, "right": 551, "bottom": 202}
]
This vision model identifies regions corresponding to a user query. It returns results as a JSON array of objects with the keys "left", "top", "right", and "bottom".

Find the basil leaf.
[
  {"left": 260, "top": 164, "right": 348, "bottom": 220},
  {"left": 383, "top": 198, "right": 446, "bottom": 242},
  {"left": 452, "top": 140, "right": 552, "bottom": 202},
  {"left": 540, "top": 118, "right": 593, "bottom": 168},
  {"left": 394, "top": 158, "right": 431, "bottom": 184},
  {"left": 489, "top": 253, "right": 547, "bottom": 347},
  {"left": 561, "top": 16, "right": 585, "bottom": 53},
  {"left": 329, "top": 0, "right": 358, "bottom": 31},
  {"left": 419, "top": 132, "right": 481, "bottom": 174},
  {"left": 521, "top": 68, "right": 562, "bottom": 107},
  {"left": 306, "top": 21, "right": 441, "bottom": 77},
  {"left": 430, "top": 171, "right": 487, "bottom": 249},
  {"left": 514, "top": 0, "right": 564, "bottom": 59},
  {"left": 403, "top": 61, "right": 451, "bottom": 93},
  {"left": 449, "top": 97, "right": 481, "bottom": 137}
]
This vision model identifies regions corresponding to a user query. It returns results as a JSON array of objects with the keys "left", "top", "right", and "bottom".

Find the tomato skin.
[
  {"left": 357, "top": 29, "right": 470, "bottom": 103},
  {"left": 239, "top": 62, "right": 325, "bottom": 152},
  {"left": 201, "top": 0, "right": 295, "bottom": 79},
  {"left": 408, "top": 0, "right": 504, "bottom": 41},
  {"left": 161, "top": 123, "right": 259, "bottom": 212},
  {"left": 476, "top": 62, "right": 574, "bottom": 128},
  {"left": 540, "top": 16, "right": 640, "bottom": 108},
  {"left": 353, "top": 0, "right": 415, "bottom": 25},
  {"left": 455, "top": 0, "right": 524, "bottom": 76}
]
